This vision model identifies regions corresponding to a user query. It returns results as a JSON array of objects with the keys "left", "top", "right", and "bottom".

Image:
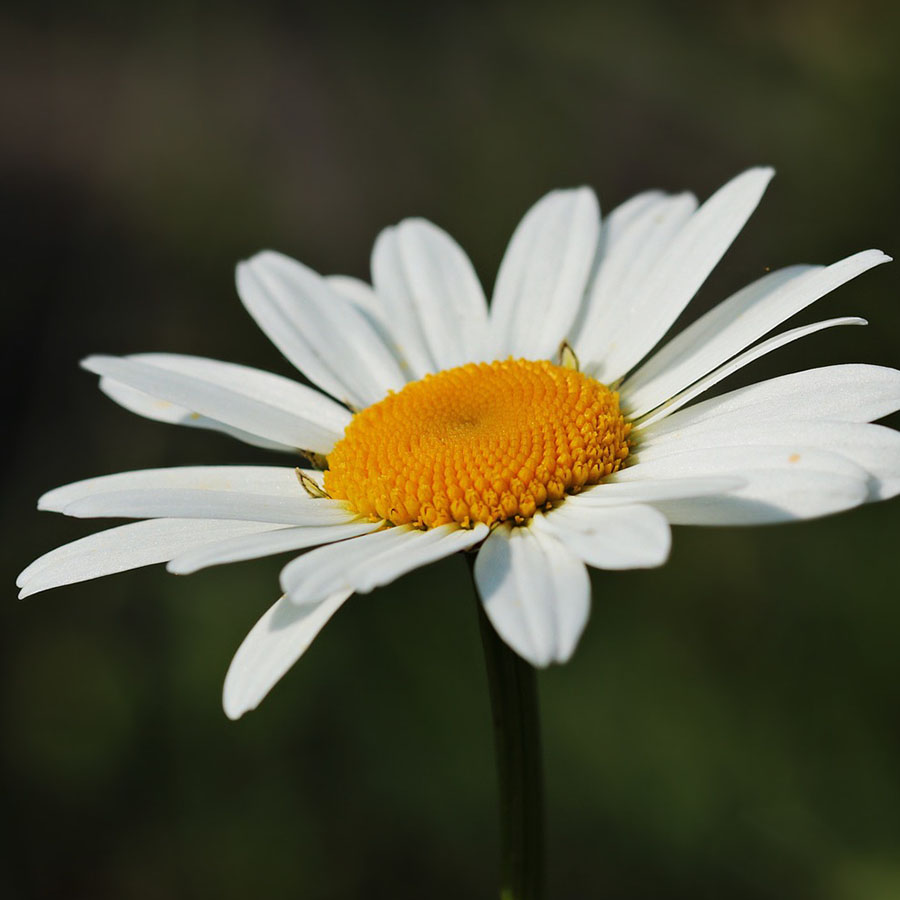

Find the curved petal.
[
  {"left": 17, "top": 519, "right": 285, "bottom": 598},
  {"left": 619, "top": 445, "right": 869, "bottom": 523},
  {"left": 637, "top": 420, "right": 900, "bottom": 502},
  {"left": 237, "top": 251, "right": 406, "bottom": 408},
  {"left": 99, "top": 381, "right": 287, "bottom": 452},
  {"left": 371, "top": 231, "right": 438, "bottom": 378},
  {"left": 167, "top": 519, "right": 384, "bottom": 575},
  {"left": 280, "top": 523, "right": 488, "bottom": 605},
  {"left": 650, "top": 472, "right": 867, "bottom": 525},
  {"left": 371, "top": 218, "right": 489, "bottom": 371},
  {"left": 590, "top": 167, "right": 775, "bottom": 382},
  {"left": 639, "top": 364, "right": 900, "bottom": 439},
  {"left": 533, "top": 503, "right": 671, "bottom": 570},
  {"left": 59, "top": 489, "right": 357, "bottom": 526},
  {"left": 473, "top": 523, "right": 591, "bottom": 667},
  {"left": 83, "top": 354, "right": 347, "bottom": 456},
  {"left": 633, "top": 317, "right": 867, "bottom": 427},
  {"left": 564, "top": 475, "right": 745, "bottom": 507},
  {"left": 325, "top": 275, "right": 413, "bottom": 380},
  {"left": 573, "top": 191, "right": 697, "bottom": 369},
  {"left": 623, "top": 250, "right": 890, "bottom": 415},
  {"left": 488, "top": 187, "right": 600, "bottom": 360},
  {"left": 39, "top": 466, "right": 314, "bottom": 512},
  {"left": 619, "top": 444, "right": 867, "bottom": 482},
  {"left": 223, "top": 591, "right": 352, "bottom": 720},
  {"left": 96, "top": 352, "right": 351, "bottom": 454}
]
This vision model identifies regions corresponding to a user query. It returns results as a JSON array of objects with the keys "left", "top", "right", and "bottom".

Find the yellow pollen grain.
[{"left": 324, "top": 358, "right": 631, "bottom": 529}]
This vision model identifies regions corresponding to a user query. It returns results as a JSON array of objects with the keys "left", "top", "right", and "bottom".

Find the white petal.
[
  {"left": 564, "top": 475, "right": 745, "bottom": 507},
  {"left": 619, "top": 265, "right": 812, "bottom": 406},
  {"left": 619, "top": 444, "right": 866, "bottom": 481},
  {"left": 637, "top": 420, "right": 900, "bottom": 501},
  {"left": 325, "top": 274, "right": 412, "bottom": 379},
  {"left": 325, "top": 274, "right": 383, "bottom": 317},
  {"left": 60, "top": 489, "right": 357, "bottom": 525},
  {"left": 167, "top": 519, "right": 384, "bottom": 575},
  {"left": 371, "top": 230, "right": 438, "bottom": 378},
  {"left": 473, "top": 523, "right": 590, "bottom": 667},
  {"left": 634, "top": 316, "right": 867, "bottom": 427},
  {"left": 532, "top": 529, "right": 592, "bottom": 663},
  {"left": 83, "top": 355, "right": 346, "bottom": 455},
  {"left": 237, "top": 252, "right": 406, "bottom": 408},
  {"left": 223, "top": 591, "right": 352, "bottom": 720},
  {"left": 651, "top": 472, "right": 868, "bottom": 525},
  {"left": 640, "top": 365, "right": 900, "bottom": 439},
  {"left": 39, "top": 466, "right": 310, "bottom": 512},
  {"left": 488, "top": 188, "right": 600, "bottom": 360},
  {"left": 17, "top": 519, "right": 284, "bottom": 598},
  {"left": 534, "top": 503, "right": 672, "bottom": 570},
  {"left": 618, "top": 445, "right": 869, "bottom": 523},
  {"left": 371, "top": 219, "right": 489, "bottom": 371},
  {"left": 99, "top": 379, "right": 289, "bottom": 451},
  {"left": 102, "top": 353, "right": 350, "bottom": 448},
  {"left": 623, "top": 250, "right": 890, "bottom": 415},
  {"left": 574, "top": 191, "right": 697, "bottom": 369},
  {"left": 591, "top": 167, "right": 775, "bottom": 382},
  {"left": 280, "top": 523, "right": 488, "bottom": 604}
]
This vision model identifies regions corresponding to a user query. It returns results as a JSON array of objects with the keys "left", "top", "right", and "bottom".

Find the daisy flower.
[{"left": 18, "top": 168, "right": 899, "bottom": 722}]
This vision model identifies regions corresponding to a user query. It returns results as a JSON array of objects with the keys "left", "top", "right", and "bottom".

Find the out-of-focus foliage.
[{"left": 2, "top": 2, "right": 898, "bottom": 898}]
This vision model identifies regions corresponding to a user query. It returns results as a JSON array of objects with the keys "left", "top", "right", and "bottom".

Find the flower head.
[{"left": 19, "top": 167, "right": 899, "bottom": 719}]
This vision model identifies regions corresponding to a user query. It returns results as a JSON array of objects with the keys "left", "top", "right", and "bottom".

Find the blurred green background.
[{"left": 2, "top": 2, "right": 899, "bottom": 898}]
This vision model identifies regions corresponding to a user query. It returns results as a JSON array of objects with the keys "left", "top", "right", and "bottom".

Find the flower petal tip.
[{"left": 80, "top": 354, "right": 108, "bottom": 375}]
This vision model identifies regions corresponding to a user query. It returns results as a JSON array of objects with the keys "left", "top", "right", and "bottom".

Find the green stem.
[{"left": 467, "top": 554, "right": 545, "bottom": 900}]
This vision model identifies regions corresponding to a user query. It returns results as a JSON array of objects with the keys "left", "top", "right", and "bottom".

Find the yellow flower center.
[{"left": 324, "top": 359, "right": 631, "bottom": 529}]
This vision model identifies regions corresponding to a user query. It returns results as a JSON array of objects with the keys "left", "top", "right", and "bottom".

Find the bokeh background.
[{"left": 3, "top": 2, "right": 899, "bottom": 898}]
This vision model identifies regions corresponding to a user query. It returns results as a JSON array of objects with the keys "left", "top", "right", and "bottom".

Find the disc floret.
[{"left": 325, "top": 359, "right": 630, "bottom": 528}]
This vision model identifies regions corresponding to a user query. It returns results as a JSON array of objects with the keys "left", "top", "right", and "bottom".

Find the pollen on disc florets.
[{"left": 324, "top": 358, "right": 631, "bottom": 529}]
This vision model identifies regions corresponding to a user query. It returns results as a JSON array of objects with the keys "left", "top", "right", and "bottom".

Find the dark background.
[{"left": 2, "top": 2, "right": 899, "bottom": 898}]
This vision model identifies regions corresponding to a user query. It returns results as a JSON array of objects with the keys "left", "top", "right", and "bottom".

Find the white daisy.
[{"left": 19, "top": 167, "right": 900, "bottom": 721}]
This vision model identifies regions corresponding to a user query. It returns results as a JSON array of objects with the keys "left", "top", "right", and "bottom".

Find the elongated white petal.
[
  {"left": 17, "top": 519, "right": 284, "bottom": 598},
  {"left": 372, "top": 218, "right": 489, "bottom": 371},
  {"left": 39, "top": 466, "right": 309, "bottom": 512},
  {"left": 83, "top": 355, "right": 345, "bottom": 455},
  {"left": 99, "top": 380, "right": 290, "bottom": 451},
  {"left": 237, "top": 252, "right": 406, "bottom": 408},
  {"left": 473, "top": 523, "right": 590, "bottom": 667},
  {"left": 651, "top": 471, "right": 868, "bottom": 525},
  {"left": 619, "top": 445, "right": 869, "bottom": 523},
  {"left": 637, "top": 420, "right": 900, "bottom": 501},
  {"left": 619, "top": 444, "right": 866, "bottom": 482},
  {"left": 534, "top": 503, "right": 671, "bottom": 570},
  {"left": 634, "top": 317, "right": 867, "bottom": 427},
  {"left": 325, "top": 274, "right": 383, "bottom": 317},
  {"left": 281, "top": 523, "right": 488, "bottom": 605},
  {"left": 565, "top": 475, "right": 745, "bottom": 507},
  {"left": 488, "top": 188, "right": 600, "bottom": 360},
  {"left": 167, "top": 519, "right": 384, "bottom": 575},
  {"left": 96, "top": 352, "right": 351, "bottom": 454},
  {"left": 641, "top": 365, "right": 900, "bottom": 439},
  {"left": 60, "top": 489, "right": 356, "bottom": 525},
  {"left": 624, "top": 250, "right": 890, "bottom": 414},
  {"left": 371, "top": 231, "right": 437, "bottom": 378},
  {"left": 574, "top": 192, "right": 697, "bottom": 368},
  {"left": 592, "top": 167, "right": 775, "bottom": 382},
  {"left": 325, "top": 275, "right": 412, "bottom": 379},
  {"left": 620, "top": 265, "right": 813, "bottom": 405},
  {"left": 532, "top": 529, "right": 592, "bottom": 663},
  {"left": 223, "top": 591, "right": 352, "bottom": 720}
]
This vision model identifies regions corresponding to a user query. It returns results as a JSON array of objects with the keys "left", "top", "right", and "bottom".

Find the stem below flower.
[{"left": 467, "top": 554, "right": 545, "bottom": 900}]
